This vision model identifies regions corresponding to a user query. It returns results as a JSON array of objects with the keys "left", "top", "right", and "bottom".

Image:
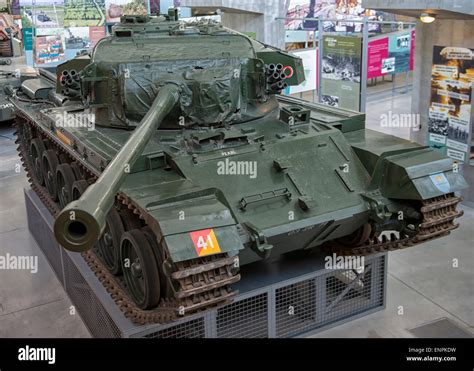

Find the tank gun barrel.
[{"left": 54, "top": 84, "right": 180, "bottom": 252}]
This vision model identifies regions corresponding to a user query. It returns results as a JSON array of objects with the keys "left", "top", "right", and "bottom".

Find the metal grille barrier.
[
  {"left": 275, "top": 278, "right": 318, "bottom": 337},
  {"left": 142, "top": 318, "right": 206, "bottom": 338},
  {"left": 25, "top": 188, "right": 386, "bottom": 338},
  {"left": 216, "top": 293, "right": 269, "bottom": 338}
]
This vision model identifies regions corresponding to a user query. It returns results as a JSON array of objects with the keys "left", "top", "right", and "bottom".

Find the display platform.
[{"left": 25, "top": 187, "right": 387, "bottom": 338}]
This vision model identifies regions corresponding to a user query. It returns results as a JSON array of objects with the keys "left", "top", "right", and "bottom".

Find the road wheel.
[
  {"left": 96, "top": 208, "right": 124, "bottom": 275},
  {"left": 70, "top": 162, "right": 85, "bottom": 180},
  {"left": 71, "top": 179, "right": 89, "bottom": 201},
  {"left": 42, "top": 149, "right": 59, "bottom": 201},
  {"left": 121, "top": 229, "right": 161, "bottom": 309},
  {"left": 30, "top": 138, "right": 46, "bottom": 185},
  {"left": 56, "top": 163, "right": 77, "bottom": 209}
]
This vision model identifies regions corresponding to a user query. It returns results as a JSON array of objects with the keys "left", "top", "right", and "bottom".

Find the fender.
[
  {"left": 374, "top": 148, "right": 468, "bottom": 200},
  {"left": 145, "top": 188, "right": 244, "bottom": 262}
]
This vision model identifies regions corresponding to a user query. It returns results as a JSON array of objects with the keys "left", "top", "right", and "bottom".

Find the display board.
[
  {"left": 286, "top": 48, "right": 318, "bottom": 95},
  {"left": 13, "top": 0, "right": 192, "bottom": 72},
  {"left": 105, "top": 0, "right": 147, "bottom": 23},
  {"left": 22, "top": 28, "right": 34, "bottom": 51},
  {"left": 285, "top": 0, "right": 383, "bottom": 33},
  {"left": 64, "top": 0, "right": 105, "bottom": 27},
  {"left": 321, "top": 35, "right": 361, "bottom": 110},
  {"left": 20, "top": 0, "right": 192, "bottom": 67},
  {"left": 367, "top": 29, "right": 415, "bottom": 79},
  {"left": 20, "top": 0, "right": 65, "bottom": 28},
  {"left": 388, "top": 30, "right": 411, "bottom": 73},
  {"left": 33, "top": 31, "right": 65, "bottom": 64},
  {"left": 428, "top": 46, "right": 474, "bottom": 163},
  {"left": 66, "top": 26, "right": 105, "bottom": 48},
  {"left": 367, "top": 36, "right": 388, "bottom": 78}
]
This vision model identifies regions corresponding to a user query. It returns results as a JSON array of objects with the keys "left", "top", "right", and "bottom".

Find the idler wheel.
[
  {"left": 96, "top": 208, "right": 124, "bottom": 275},
  {"left": 56, "top": 163, "right": 77, "bottom": 209},
  {"left": 71, "top": 179, "right": 89, "bottom": 201},
  {"left": 42, "top": 149, "right": 59, "bottom": 201},
  {"left": 121, "top": 229, "right": 161, "bottom": 309},
  {"left": 30, "top": 138, "right": 46, "bottom": 185}
]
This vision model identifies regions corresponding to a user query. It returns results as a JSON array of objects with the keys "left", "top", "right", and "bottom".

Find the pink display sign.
[
  {"left": 367, "top": 36, "right": 389, "bottom": 79},
  {"left": 409, "top": 28, "right": 416, "bottom": 71},
  {"left": 367, "top": 29, "right": 416, "bottom": 79}
]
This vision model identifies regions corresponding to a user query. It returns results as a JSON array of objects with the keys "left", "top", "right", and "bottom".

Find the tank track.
[
  {"left": 328, "top": 194, "right": 464, "bottom": 256},
  {"left": 14, "top": 112, "right": 239, "bottom": 325}
]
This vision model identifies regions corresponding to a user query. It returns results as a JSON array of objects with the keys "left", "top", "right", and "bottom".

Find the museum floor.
[{"left": 0, "top": 60, "right": 472, "bottom": 338}]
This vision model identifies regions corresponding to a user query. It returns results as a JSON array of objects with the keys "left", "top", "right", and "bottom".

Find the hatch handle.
[{"left": 239, "top": 187, "right": 291, "bottom": 211}]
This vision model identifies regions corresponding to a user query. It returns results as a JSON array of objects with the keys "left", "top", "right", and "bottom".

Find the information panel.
[
  {"left": 428, "top": 46, "right": 474, "bottom": 163},
  {"left": 285, "top": 0, "right": 383, "bottom": 33},
  {"left": 287, "top": 48, "right": 318, "bottom": 95},
  {"left": 321, "top": 35, "right": 361, "bottom": 111},
  {"left": 64, "top": 0, "right": 106, "bottom": 27},
  {"left": 367, "top": 29, "right": 415, "bottom": 79},
  {"left": 33, "top": 31, "right": 65, "bottom": 64},
  {"left": 21, "top": 0, "right": 192, "bottom": 67},
  {"left": 105, "top": 0, "right": 148, "bottom": 23},
  {"left": 20, "top": 0, "right": 65, "bottom": 28}
]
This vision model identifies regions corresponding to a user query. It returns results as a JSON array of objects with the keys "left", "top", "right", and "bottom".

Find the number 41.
[{"left": 197, "top": 235, "right": 214, "bottom": 250}]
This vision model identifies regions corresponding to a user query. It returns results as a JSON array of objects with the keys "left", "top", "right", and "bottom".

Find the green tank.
[{"left": 11, "top": 10, "right": 467, "bottom": 324}]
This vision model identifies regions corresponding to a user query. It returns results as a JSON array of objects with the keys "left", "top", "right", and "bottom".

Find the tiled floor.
[
  {"left": 0, "top": 60, "right": 472, "bottom": 338},
  {"left": 0, "top": 126, "right": 91, "bottom": 337}
]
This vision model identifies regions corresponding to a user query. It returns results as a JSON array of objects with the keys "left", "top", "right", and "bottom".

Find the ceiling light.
[{"left": 420, "top": 13, "right": 436, "bottom": 24}]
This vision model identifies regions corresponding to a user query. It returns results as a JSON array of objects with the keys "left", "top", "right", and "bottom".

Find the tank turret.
[{"left": 56, "top": 13, "right": 305, "bottom": 129}]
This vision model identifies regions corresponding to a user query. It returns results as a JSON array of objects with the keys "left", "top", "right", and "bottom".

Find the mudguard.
[
  {"left": 375, "top": 148, "right": 468, "bottom": 200},
  {"left": 145, "top": 189, "right": 244, "bottom": 262}
]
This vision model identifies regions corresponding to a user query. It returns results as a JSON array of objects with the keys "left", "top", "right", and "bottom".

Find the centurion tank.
[{"left": 11, "top": 10, "right": 467, "bottom": 324}]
